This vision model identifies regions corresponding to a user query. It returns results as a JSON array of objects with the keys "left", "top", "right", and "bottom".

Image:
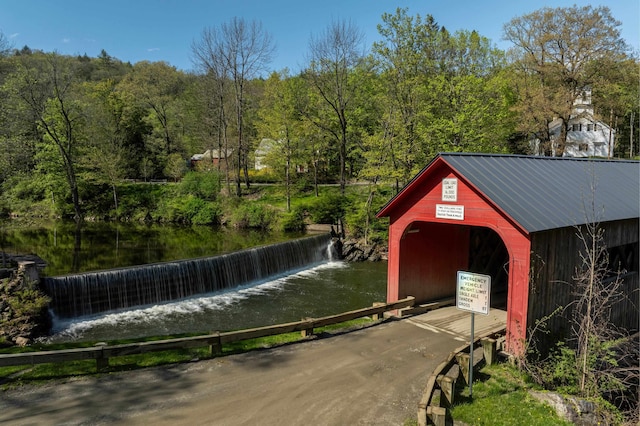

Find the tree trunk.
[
  {"left": 235, "top": 149, "right": 242, "bottom": 197},
  {"left": 112, "top": 183, "right": 118, "bottom": 213},
  {"left": 313, "top": 159, "right": 319, "bottom": 197},
  {"left": 286, "top": 140, "right": 291, "bottom": 212}
]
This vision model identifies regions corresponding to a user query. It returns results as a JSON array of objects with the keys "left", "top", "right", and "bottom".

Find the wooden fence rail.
[{"left": 0, "top": 296, "right": 415, "bottom": 372}]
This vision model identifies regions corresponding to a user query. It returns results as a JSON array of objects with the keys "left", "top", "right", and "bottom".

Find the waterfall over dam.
[{"left": 43, "top": 234, "right": 334, "bottom": 319}]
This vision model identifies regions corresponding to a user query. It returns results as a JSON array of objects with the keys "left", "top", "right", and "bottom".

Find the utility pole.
[
  {"left": 630, "top": 111, "right": 634, "bottom": 158},
  {"left": 608, "top": 109, "right": 613, "bottom": 159}
]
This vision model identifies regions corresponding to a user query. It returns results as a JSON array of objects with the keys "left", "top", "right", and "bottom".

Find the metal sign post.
[
  {"left": 470, "top": 312, "right": 475, "bottom": 397},
  {"left": 456, "top": 271, "right": 491, "bottom": 399}
]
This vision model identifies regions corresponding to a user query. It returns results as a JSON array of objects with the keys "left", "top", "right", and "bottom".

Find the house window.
[
  {"left": 571, "top": 123, "right": 582, "bottom": 132},
  {"left": 579, "top": 144, "right": 588, "bottom": 152},
  {"left": 587, "top": 123, "right": 594, "bottom": 131}
]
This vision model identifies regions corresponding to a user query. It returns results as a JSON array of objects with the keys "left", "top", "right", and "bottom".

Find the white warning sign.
[
  {"left": 436, "top": 204, "right": 464, "bottom": 220},
  {"left": 456, "top": 271, "right": 491, "bottom": 315},
  {"left": 442, "top": 178, "right": 458, "bottom": 202}
]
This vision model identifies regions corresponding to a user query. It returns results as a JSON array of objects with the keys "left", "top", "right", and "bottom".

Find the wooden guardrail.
[
  {"left": 0, "top": 296, "right": 415, "bottom": 372},
  {"left": 417, "top": 328, "right": 506, "bottom": 426}
]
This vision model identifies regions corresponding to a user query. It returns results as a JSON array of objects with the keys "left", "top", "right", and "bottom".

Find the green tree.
[
  {"left": 79, "top": 79, "right": 130, "bottom": 214},
  {"left": 165, "top": 153, "right": 186, "bottom": 182},
  {"left": 591, "top": 58, "right": 640, "bottom": 158},
  {"left": 304, "top": 19, "right": 366, "bottom": 194},
  {"left": 7, "top": 53, "right": 86, "bottom": 221},
  {"left": 504, "top": 5, "right": 630, "bottom": 156},
  {"left": 257, "top": 71, "right": 305, "bottom": 211},
  {"left": 192, "top": 18, "right": 275, "bottom": 197},
  {"left": 118, "top": 61, "right": 186, "bottom": 168},
  {"left": 371, "top": 9, "right": 511, "bottom": 190},
  {"left": 424, "top": 72, "right": 512, "bottom": 154}
]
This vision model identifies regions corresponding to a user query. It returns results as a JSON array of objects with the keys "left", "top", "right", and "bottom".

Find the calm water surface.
[{"left": 1, "top": 220, "right": 305, "bottom": 276}]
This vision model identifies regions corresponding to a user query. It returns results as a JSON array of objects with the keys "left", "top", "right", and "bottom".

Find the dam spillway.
[{"left": 43, "top": 234, "right": 334, "bottom": 318}]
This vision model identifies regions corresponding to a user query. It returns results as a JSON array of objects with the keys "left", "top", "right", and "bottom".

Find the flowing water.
[
  {"left": 2, "top": 220, "right": 387, "bottom": 343},
  {"left": 42, "top": 234, "right": 335, "bottom": 318},
  {"left": 46, "top": 261, "right": 387, "bottom": 343}
]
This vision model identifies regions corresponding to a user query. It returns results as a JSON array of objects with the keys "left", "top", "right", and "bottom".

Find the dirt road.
[{"left": 0, "top": 309, "right": 506, "bottom": 425}]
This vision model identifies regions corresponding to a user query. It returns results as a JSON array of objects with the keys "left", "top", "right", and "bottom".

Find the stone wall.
[{"left": 0, "top": 260, "right": 51, "bottom": 347}]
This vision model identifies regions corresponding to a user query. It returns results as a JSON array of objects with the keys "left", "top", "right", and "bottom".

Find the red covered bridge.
[{"left": 377, "top": 153, "right": 639, "bottom": 354}]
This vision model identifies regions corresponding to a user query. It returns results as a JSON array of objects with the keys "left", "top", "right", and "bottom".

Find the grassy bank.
[
  {"left": 449, "top": 363, "right": 572, "bottom": 426},
  {"left": 0, "top": 318, "right": 374, "bottom": 388},
  {"left": 1, "top": 171, "right": 392, "bottom": 243}
]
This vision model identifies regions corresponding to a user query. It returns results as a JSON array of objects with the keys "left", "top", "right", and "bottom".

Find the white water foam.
[{"left": 45, "top": 260, "right": 347, "bottom": 341}]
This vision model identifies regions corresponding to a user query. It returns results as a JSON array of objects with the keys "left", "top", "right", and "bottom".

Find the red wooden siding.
[
  {"left": 381, "top": 158, "right": 532, "bottom": 354},
  {"left": 397, "top": 222, "right": 470, "bottom": 301}
]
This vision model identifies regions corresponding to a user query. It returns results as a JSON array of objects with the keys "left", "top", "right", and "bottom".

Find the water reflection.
[{"left": 2, "top": 220, "right": 304, "bottom": 276}]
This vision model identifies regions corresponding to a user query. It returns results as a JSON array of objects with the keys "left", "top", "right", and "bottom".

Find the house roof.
[
  {"left": 377, "top": 153, "right": 640, "bottom": 233},
  {"left": 190, "top": 149, "right": 232, "bottom": 161},
  {"left": 256, "top": 138, "right": 278, "bottom": 156}
]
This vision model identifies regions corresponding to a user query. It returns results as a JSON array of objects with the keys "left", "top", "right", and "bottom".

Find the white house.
[
  {"left": 532, "top": 89, "right": 615, "bottom": 158},
  {"left": 254, "top": 138, "right": 309, "bottom": 173},
  {"left": 254, "top": 138, "right": 277, "bottom": 170}
]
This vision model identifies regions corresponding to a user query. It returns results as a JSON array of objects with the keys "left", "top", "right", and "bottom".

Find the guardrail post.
[
  {"left": 426, "top": 405, "right": 446, "bottom": 426},
  {"left": 301, "top": 318, "right": 314, "bottom": 338},
  {"left": 417, "top": 402, "right": 428, "bottom": 426},
  {"left": 95, "top": 342, "right": 108, "bottom": 372},
  {"left": 481, "top": 337, "right": 497, "bottom": 365},
  {"left": 372, "top": 302, "right": 385, "bottom": 320},
  {"left": 455, "top": 353, "right": 470, "bottom": 385},
  {"left": 96, "top": 356, "right": 109, "bottom": 372},
  {"left": 209, "top": 332, "right": 222, "bottom": 356},
  {"left": 436, "top": 374, "right": 456, "bottom": 407}
]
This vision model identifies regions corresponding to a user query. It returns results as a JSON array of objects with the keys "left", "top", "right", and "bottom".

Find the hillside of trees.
[{"left": 0, "top": 5, "right": 637, "bottom": 226}]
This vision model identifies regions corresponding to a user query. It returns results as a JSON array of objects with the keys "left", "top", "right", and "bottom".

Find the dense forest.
[{"left": 0, "top": 5, "right": 637, "bottom": 229}]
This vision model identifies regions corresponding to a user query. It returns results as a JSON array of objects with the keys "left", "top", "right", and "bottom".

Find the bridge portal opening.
[{"left": 397, "top": 222, "right": 509, "bottom": 309}]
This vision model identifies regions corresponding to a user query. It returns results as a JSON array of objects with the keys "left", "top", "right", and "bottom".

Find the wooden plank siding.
[
  {"left": 528, "top": 219, "right": 639, "bottom": 349},
  {"left": 378, "top": 154, "right": 639, "bottom": 357}
]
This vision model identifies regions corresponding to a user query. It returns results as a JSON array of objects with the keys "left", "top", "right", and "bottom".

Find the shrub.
[
  {"left": 0, "top": 172, "right": 56, "bottom": 217},
  {"left": 179, "top": 170, "right": 221, "bottom": 201},
  {"left": 191, "top": 202, "right": 222, "bottom": 225},
  {"left": 294, "top": 177, "right": 314, "bottom": 193},
  {"left": 247, "top": 168, "right": 279, "bottom": 183},
  {"left": 280, "top": 206, "right": 306, "bottom": 232},
  {"left": 308, "top": 193, "right": 349, "bottom": 224},
  {"left": 231, "top": 203, "right": 274, "bottom": 230},
  {"left": 117, "top": 183, "right": 167, "bottom": 221},
  {"left": 344, "top": 196, "right": 390, "bottom": 243},
  {"left": 153, "top": 195, "right": 221, "bottom": 225}
]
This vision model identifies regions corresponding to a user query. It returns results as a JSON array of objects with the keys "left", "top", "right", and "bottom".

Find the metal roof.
[{"left": 380, "top": 153, "right": 640, "bottom": 233}]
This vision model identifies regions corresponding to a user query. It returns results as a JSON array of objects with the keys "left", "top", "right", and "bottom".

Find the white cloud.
[
  {"left": 9, "top": 33, "right": 19, "bottom": 39},
  {"left": 62, "top": 38, "right": 71, "bottom": 43},
  {"left": 147, "top": 47, "right": 160, "bottom": 52}
]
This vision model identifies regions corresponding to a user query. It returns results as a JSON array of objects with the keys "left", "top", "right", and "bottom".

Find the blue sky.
[{"left": 1, "top": 1, "right": 638, "bottom": 73}]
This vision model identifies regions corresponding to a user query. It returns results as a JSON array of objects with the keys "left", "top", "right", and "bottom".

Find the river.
[{"left": 1, "top": 220, "right": 387, "bottom": 342}]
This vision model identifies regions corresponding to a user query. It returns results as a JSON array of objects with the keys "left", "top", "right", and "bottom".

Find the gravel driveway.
[{"left": 1, "top": 311, "right": 503, "bottom": 426}]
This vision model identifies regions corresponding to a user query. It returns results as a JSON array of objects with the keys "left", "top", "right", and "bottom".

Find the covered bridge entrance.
[{"left": 377, "top": 153, "right": 639, "bottom": 354}]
